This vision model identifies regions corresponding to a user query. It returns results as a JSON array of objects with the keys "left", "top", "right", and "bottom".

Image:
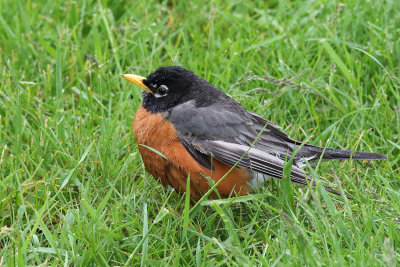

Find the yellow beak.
[{"left": 121, "top": 74, "right": 152, "bottom": 93}]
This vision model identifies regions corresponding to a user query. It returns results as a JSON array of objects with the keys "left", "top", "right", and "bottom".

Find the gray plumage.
[{"left": 166, "top": 87, "right": 386, "bottom": 193}]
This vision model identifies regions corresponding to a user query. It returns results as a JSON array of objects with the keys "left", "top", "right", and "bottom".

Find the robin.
[{"left": 122, "top": 66, "right": 386, "bottom": 200}]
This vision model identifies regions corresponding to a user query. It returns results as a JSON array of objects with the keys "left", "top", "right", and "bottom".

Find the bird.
[{"left": 122, "top": 66, "right": 386, "bottom": 200}]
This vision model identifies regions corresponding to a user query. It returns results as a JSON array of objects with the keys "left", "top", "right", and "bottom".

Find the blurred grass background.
[{"left": 0, "top": 0, "right": 399, "bottom": 265}]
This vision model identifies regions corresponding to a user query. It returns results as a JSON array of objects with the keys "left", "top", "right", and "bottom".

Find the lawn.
[{"left": 1, "top": 0, "right": 399, "bottom": 265}]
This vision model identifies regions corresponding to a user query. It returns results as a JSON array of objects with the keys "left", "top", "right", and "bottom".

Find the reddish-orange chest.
[{"left": 132, "top": 106, "right": 251, "bottom": 200}]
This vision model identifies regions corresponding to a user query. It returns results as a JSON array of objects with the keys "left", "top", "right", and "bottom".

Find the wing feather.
[{"left": 197, "top": 140, "right": 311, "bottom": 186}]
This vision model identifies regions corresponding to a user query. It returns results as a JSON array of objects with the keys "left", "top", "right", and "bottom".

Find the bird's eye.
[{"left": 156, "top": 85, "right": 168, "bottom": 96}]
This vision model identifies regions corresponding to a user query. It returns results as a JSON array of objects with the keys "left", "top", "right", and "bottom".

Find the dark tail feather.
[{"left": 301, "top": 145, "right": 387, "bottom": 161}]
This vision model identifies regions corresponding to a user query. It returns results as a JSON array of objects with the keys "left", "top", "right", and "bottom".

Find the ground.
[{"left": 0, "top": 0, "right": 399, "bottom": 265}]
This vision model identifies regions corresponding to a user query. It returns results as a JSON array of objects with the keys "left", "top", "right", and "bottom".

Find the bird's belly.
[
  {"left": 132, "top": 106, "right": 252, "bottom": 200},
  {"left": 249, "top": 171, "right": 271, "bottom": 188}
]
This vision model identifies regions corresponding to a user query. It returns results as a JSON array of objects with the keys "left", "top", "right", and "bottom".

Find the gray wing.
[
  {"left": 166, "top": 100, "right": 346, "bottom": 194},
  {"left": 166, "top": 100, "right": 308, "bottom": 183},
  {"left": 194, "top": 139, "right": 311, "bottom": 186},
  {"left": 165, "top": 97, "right": 383, "bottom": 199},
  {"left": 167, "top": 100, "right": 298, "bottom": 152},
  {"left": 166, "top": 100, "right": 310, "bottom": 166}
]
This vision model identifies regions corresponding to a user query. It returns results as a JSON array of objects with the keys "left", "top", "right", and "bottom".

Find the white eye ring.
[
  {"left": 154, "top": 84, "right": 168, "bottom": 98},
  {"left": 154, "top": 93, "right": 166, "bottom": 98}
]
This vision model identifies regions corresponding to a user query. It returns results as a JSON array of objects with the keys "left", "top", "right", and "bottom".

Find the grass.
[{"left": 0, "top": 0, "right": 399, "bottom": 265}]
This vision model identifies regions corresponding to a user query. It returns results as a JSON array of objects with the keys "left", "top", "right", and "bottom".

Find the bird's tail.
[{"left": 299, "top": 144, "right": 387, "bottom": 161}]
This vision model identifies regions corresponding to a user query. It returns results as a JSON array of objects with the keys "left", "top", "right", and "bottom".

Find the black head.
[{"left": 123, "top": 66, "right": 221, "bottom": 113}]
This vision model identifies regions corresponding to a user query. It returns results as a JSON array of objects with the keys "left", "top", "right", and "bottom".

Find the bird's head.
[{"left": 123, "top": 66, "right": 212, "bottom": 113}]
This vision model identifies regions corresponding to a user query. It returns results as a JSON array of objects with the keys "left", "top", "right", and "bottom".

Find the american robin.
[{"left": 122, "top": 66, "right": 386, "bottom": 200}]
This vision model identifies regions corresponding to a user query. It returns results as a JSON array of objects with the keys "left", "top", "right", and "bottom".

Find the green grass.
[{"left": 1, "top": 0, "right": 399, "bottom": 265}]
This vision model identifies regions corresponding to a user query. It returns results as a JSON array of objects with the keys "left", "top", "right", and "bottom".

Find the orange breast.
[{"left": 132, "top": 106, "right": 251, "bottom": 200}]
